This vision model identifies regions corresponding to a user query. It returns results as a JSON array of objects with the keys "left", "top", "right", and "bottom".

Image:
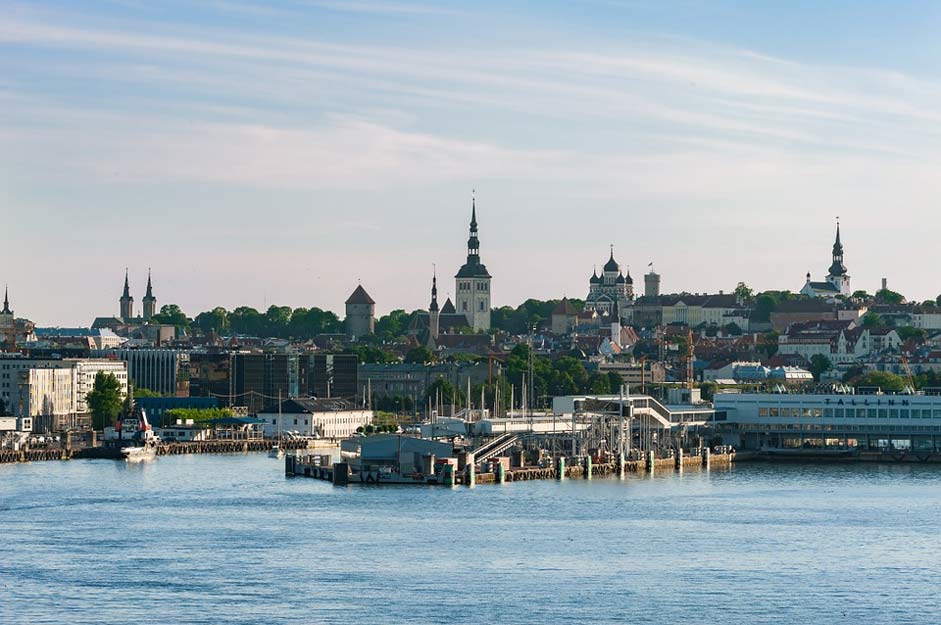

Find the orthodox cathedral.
[{"left": 585, "top": 246, "right": 634, "bottom": 317}]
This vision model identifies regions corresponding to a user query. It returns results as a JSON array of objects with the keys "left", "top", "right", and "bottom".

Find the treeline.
[{"left": 146, "top": 298, "right": 584, "bottom": 340}]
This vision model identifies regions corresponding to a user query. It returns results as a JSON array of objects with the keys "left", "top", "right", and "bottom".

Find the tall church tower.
[
  {"left": 825, "top": 220, "right": 851, "bottom": 296},
  {"left": 142, "top": 269, "right": 157, "bottom": 321},
  {"left": 429, "top": 269, "right": 440, "bottom": 340},
  {"left": 454, "top": 195, "right": 492, "bottom": 331},
  {"left": 0, "top": 286, "right": 14, "bottom": 348},
  {"left": 119, "top": 269, "right": 134, "bottom": 321}
]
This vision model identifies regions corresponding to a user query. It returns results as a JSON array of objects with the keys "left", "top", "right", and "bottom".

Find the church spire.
[
  {"left": 2, "top": 285, "right": 10, "bottom": 315},
  {"left": 145, "top": 268, "right": 153, "bottom": 299},
  {"left": 429, "top": 266, "right": 439, "bottom": 312},
  {"left": 122, "top": 268, "right": 131, "bottom": 298}
]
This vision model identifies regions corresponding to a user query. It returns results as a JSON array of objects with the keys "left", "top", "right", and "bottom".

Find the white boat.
[
  {"left": 268, "top": 445, "right": 284, "bottom": 459},
  {"left": 122, "top": 443, "right": 157, "bottom": 462}
]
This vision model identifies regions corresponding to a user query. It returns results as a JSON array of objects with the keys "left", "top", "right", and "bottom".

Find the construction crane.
[
  {"left": 900, "top": 354, "right": 916, "bottom": 391},
  {"left": 685, "top": 327, "right": 696, "bottom": 390}
]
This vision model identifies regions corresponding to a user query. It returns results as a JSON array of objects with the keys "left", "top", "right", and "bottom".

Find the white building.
[
  {"left": 801, "top": 222, "right": 851, "bottom": 298},
  {"left": 1, "top": 356, "right": 128, "bottom": 430},
  {"left": 714, "top": 390, "right": 941, "bottom": 452},
  {"left": 259, "top": 398, "right": 372, "bottom": 440}
]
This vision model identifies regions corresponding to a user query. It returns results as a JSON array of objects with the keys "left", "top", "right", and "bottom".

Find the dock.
[{"left": 286, "top": 448, "right": 736, "bottom": 486}]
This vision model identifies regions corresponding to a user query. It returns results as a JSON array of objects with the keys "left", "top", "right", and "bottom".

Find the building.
[
  {"left": 188, "top": 351, "right": 305, "bottom": 414},
  {"left": 345, "top": 285, "right": 375, "bottom": 340},
  {"left": 308, "top": 353, "right": 359, "bottom": 399},
  {"left": 769, "top": 298, "right": 864, "bottom": 333},
  {"left": 454, "top": 196, "right": 492, "bottom": 331},
  {"left": 644, "top": 269, "right": 661, "bottom": 298},
  {"left": 19, "top": 368, "right": 75, "bottom": 432},
  {"left": 259, "top": 398, "right": 372, "bottom": 439},
  {"left": 714, "top": 390, "right": 941, "bottom": 452},
  {"left": 137, "top": 396, "right": 219, "bottom": 427},
  {"left": 585, "top": 247, "right": 633, "bottom": 317},
  {"left": 801, "top": 221, "right": 851, "bottom": 297},
  {"left": 108, "top": 348, "right": 189, "bottom": 397},
  {"left": 119, "top": 269, "right": 134, "bottom": 321},
  {"left": 0, "top": 356, "right": 129, "bottom": 431},
  {"left": 551, "top": 298, "right": 579, "bottom": 335},
  {"left": 777, "top": 320, "right": 901, "bottom": 364},
  {"left": 142, "top": 270, "right": 157, "bottom": 321},
  {"left": 0, "top": 288, "right": 35, "bottom": 349},
  {"left": 34, "top": 327, "right": 125, "bottom": 350}
]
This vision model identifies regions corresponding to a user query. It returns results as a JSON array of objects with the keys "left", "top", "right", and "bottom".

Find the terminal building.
[{"left": 713, "top": 390, "right": 941, "bottom": 452}]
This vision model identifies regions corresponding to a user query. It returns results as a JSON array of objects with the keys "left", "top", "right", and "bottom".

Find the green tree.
[
  {"left": 733, "top": 282, "right": 754, "bottom": 301},
  {"left": 852, "top": 290, "right": 872, "bottom": 301},
  {"left": 937, "top": 293, "right": 941, "bottom": 307},
  {"left": 861, "top": 312, "right": 885, "bottom": 329},
  {"left": 809, "top": 354, "right": 833, "bottom": 382},
  {"left": 0, "top": 398, "right": 7, "bottom": 417},
  {"left": 896, "top": 326, "right": 926, "bottom": 343},
  {"left": 133, "top": 386, "right": 161, "bottom": 398},
  {"left": 195, "top": 307, "right": 229, "bottom": 334},
  {"left": 856, "top": 371, "right": 906, "bottom": 392},
  {"left": 875, "top": 289, "right": 906, "bottom": 305},
  {"left": 422, "top": 378, "right": 466, "bottom": 410},
  {"left": 405, "top": 346, "right": 434, "bottom": 364},
  {"left": 151, "top": 304, "right": 190, "bottom": 328},
  {"left": 86, "top": 372, "right": 124, "bottom": 430},
  {"left": 346, "top": 344, "right": 397, "bottom": 364}
]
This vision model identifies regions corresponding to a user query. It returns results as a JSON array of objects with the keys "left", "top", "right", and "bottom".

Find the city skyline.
[{"left": 5, "top": 1, "right": 941, "bottom": 324}]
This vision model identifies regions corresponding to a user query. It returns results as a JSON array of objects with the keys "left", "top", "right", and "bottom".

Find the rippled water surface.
[{"left": 2, "top": 455, "right": 940, "bottom": 624}]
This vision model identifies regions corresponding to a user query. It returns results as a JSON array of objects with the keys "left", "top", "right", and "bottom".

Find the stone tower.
[
  {"left": 454, "top": 196, "right": 492, "bottom": 331},
  {"left": 429, "top": 270, "right": 440, "bottom": 340},
  {"left": 345, "top": 284, "right": 375, "bottom": 340},
  {"left": 119, "top": 269, "right": 134, "bottom": 321},
  {"left": 142, "top": 269, "right": 157, "bottom": 321},
  {"left": 644, "top": 267, "right": 661, "bottom": 298}
]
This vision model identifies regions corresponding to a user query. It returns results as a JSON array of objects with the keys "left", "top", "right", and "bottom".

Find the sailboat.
[{"left": 269, "top": 391, "right": 284, "bottom": 459}]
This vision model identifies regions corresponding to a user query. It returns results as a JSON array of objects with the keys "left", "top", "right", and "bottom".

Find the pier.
[
  {"left": 286, "top": 447, "right": 736, "bottom": 486},
  {"left": 0, "top": 438, "right": 313, "bottom": 463}
]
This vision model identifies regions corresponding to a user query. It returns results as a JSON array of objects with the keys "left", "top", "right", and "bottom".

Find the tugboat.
[{"left": 115, "top": 405, "right": 160, "bottom": 462}]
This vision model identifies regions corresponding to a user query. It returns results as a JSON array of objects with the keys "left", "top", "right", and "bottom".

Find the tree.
[
  {"left": 875, "top": 288, "right": 905, "bottom": 305},
  {"left": 733, "top": 282, "right": 753, "bottom": 301},
  {"left": 151, "top": 304, "right": 190, "bottom": 328},
  {"left": 0, "top": 398, "right": 7, "bottom": 417},
  {"left": 405, "top": 346, "right": 434, "bottom": 364},
  {"left": 852, "top": 290, "right": 872, "bottom": 301},
  {"left": 856, "top": 371, "right": 906, "bottom": 392},
  {"left": 133, "top": 386, "right": 161, "bottom": 398},
  {"left": 896, "top": 326, "right": 926, "bottom": 343},
  {"left": 809, "top": 354, "right": 833, "bottom": 382},
  {"left": 346, "top": 344, "right": 397, "bottom": 364},
  {"left": 86, "top": 372, "right": 124, "bottom": 430},
  {"left": 195, "top": 307, "right": 229, "bottom": 334},
  {"left": 861, "top": 312, "right": 885, "bottom": 329},
  {"left": 422, "top": 378, "right": 465, "bottom": 410},
  {"left": 937, "top": 294, "right": 941, "bottom": 307}
]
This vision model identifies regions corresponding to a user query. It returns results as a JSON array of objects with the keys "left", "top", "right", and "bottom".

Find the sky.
[{"left": 4, "top": 0, "right": 941, "bottom": 326}]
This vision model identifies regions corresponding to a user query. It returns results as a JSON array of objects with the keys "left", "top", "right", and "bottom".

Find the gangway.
[{"left": 472, "top": 432, "right": 520, "bottom": 464}]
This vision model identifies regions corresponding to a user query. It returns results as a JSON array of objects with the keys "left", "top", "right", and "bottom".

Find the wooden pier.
[{"left": 0, "top": 438, "right": 313, "bottom": 464}]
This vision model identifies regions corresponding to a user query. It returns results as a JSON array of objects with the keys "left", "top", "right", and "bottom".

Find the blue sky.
[{"left": 4, "top": 1, "right": 941, "bottom": 325}]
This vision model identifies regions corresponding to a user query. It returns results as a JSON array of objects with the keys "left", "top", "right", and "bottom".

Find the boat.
[
  {"left": 268, "top": 445, "right": 284, "bottom": 459},
  {"left": 114, "top": 399, "right": 160, "bottom": 462},
  {"left": 122, "top": 442, "right": 157, "bottom": 462}
]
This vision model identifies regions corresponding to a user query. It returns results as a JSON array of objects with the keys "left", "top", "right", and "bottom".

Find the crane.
[
  {"left": 900, "top": 354, "right": 916, "bottom": 391},
  {"left": 686, "top": 327, "right": 696, "bottom": 391}
]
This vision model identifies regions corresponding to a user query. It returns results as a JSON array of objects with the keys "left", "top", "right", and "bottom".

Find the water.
[{"left": 1, "top": 456, "right": 939, "bottom": 625}]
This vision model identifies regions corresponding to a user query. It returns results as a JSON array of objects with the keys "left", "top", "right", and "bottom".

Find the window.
[{"left": 462, "top": 302, "right": 468, "bottom": 311}]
